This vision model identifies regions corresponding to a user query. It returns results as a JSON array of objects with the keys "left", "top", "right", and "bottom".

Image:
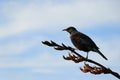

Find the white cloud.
[
  {"left": 0, "top": 35, "right": 42, "bottom": 56},
  {"left": 0, "top": 0, "right": 120, "bottom": 38},
  {"left": 32, "top": 68, "right": 57, "bottom": 74},
  {"left": 0, "top": 51, "right": 75, "bottom": 74},
  {"left": 0, "top": 42, "right": 30, "bottom": 56}
]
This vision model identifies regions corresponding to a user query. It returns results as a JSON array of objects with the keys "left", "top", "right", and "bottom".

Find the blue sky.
[{"left": 0, "top": 0, "right": 120, "bottom": 80}]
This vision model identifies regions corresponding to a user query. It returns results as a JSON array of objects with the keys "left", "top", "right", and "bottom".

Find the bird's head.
[{"left": 63, "top": 26, "right": 77, "bottom": 34}]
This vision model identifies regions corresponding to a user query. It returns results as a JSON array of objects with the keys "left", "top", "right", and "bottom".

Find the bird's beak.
[{"left": 62, "top": 28, "right": 67, "bottom": 31}]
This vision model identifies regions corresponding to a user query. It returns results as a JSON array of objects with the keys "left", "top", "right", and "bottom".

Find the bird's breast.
[{"left": 70, "top": 34, "right": 83, "bottom": 49}]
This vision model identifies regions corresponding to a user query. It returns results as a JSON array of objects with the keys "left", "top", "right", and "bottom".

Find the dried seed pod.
[
  {"left": 63, "top": 55, "right": 71, "bottom": 60},
  {"left": 80, "top": 67, "right": 89, "bottom": 73}
]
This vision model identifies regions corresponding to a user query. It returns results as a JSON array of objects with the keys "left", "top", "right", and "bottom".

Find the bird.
[{"left": 63, "top": 26, "right": 108, "bottom": 60}]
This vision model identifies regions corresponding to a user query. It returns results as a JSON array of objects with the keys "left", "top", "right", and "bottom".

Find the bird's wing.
[{"left": 75, "top": 32, "right": 99, "bottom": 49}]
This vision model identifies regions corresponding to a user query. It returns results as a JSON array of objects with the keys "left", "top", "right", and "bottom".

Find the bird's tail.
[
  {"left": 97, "top": 50, "right": 108, "bottom": 60},
  {"left": 93, "top": 48, "right": 108, "bottom": 60}
]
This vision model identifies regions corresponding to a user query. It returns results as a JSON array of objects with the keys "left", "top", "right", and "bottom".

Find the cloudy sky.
[{"left": 0, "top": 0, "right": 120, "bottom": 80}]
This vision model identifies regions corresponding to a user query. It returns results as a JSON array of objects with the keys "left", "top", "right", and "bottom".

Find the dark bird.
[{"left": 63, "top": 26, "right": 108, "bottom": 60}]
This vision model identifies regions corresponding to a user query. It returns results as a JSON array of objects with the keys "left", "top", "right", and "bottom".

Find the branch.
[{"left": 42, "top": 40, "right": 120, "bottom": 79}]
